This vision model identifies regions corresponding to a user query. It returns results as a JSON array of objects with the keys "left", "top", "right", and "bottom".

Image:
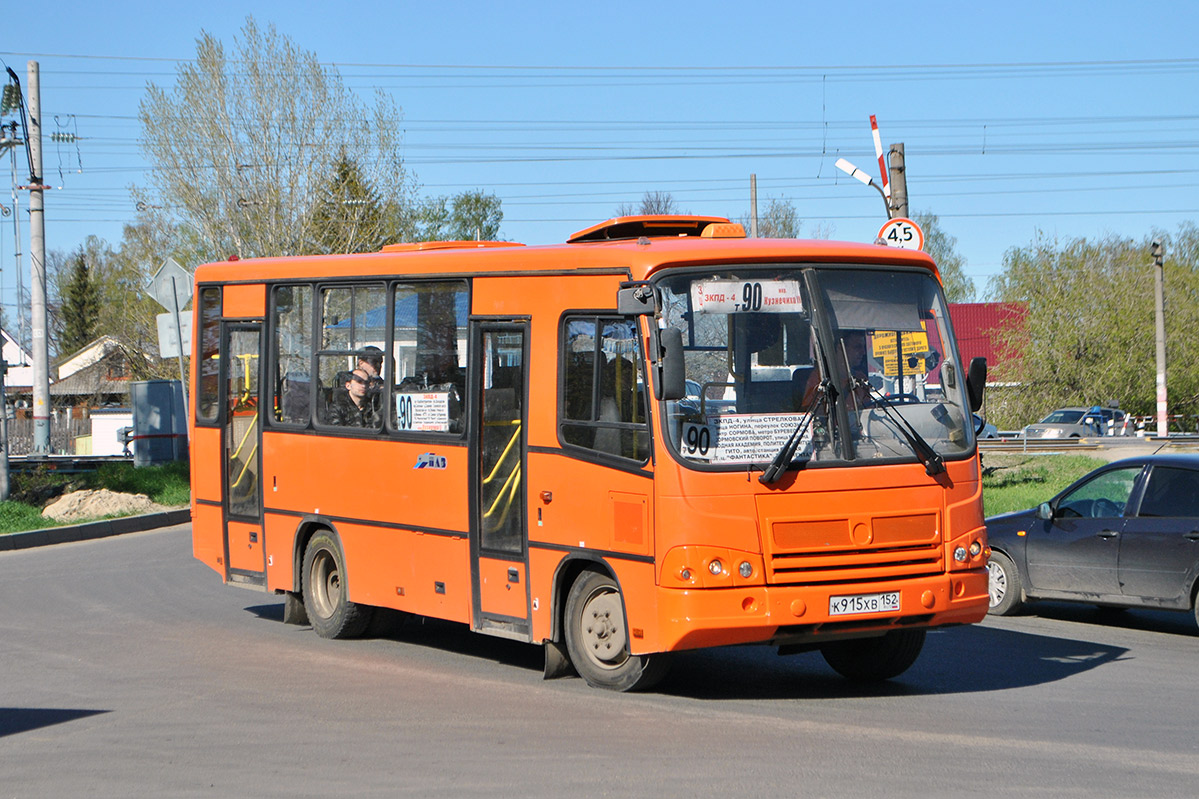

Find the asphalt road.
[{"left": 4, "top": 525, "right": 1199, "bottom": 797}]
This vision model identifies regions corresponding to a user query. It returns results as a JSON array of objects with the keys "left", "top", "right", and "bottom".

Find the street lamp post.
[{"left": 835, "top": 158, "right": 892, "bottom": 220}]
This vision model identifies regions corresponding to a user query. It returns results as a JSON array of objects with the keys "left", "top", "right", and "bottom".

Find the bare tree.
[
  {"left": 135, "top": 17, "right": 417, "bottom": 262},
  {"left": 616, "top": 190, "right": 679, "bottom": 217},
  {"left": 740, "top": 196, "right": 802, "bottom": 238}
]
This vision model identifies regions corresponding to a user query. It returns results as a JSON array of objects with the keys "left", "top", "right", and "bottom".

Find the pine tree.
[{"left": 59, "top": 248, "right": 100, "bottom": 355}]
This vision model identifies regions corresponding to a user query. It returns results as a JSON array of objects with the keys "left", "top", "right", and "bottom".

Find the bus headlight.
[{"left": 660, "top": 547, "right": 765, "bottom": 587}]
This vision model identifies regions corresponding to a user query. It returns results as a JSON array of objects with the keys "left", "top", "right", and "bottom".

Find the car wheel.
[{"left": 987, "top": 551, "right": 1024, "bottom": 616}]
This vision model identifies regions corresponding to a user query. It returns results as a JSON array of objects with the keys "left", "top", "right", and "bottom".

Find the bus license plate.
[{"left": 828, "top": 591, "right": 900, "bottom": 617}]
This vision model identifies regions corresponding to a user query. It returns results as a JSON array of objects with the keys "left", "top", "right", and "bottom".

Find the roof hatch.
[{"left": 567, "top": 215, "right": 745, "bottom": 243}]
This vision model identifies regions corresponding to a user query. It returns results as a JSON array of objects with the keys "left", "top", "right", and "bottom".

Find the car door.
[
  {"left": 1119, "top": 464, "right": 1199, "bottom": 605},
  {"left": 1025, "top": 466, "right": 1141, "bottom": 597}
]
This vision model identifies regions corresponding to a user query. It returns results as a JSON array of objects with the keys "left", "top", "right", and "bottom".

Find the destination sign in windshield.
[{"left": 690, "top": 280, "right": 803, "bottom": 314}]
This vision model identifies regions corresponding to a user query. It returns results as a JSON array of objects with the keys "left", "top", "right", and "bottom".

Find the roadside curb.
[{"left": 0, "top": 509, "right": 191, "bottom": 552}]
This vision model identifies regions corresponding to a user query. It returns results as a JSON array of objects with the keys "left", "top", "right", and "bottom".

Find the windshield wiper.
[
  {"left": 759, "top": 381, "right": 828, "bottom": 485},
  {"left": 860, "top": 381, "right": 945, "bottom": 476}
]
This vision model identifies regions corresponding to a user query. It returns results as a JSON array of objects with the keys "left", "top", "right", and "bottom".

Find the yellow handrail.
[
  {"left": 481, "top": 420, "right": 521, "bottom": 486},
  {"left": 482, "top": 463, "right": 522, "bottom": 530},
  {"left": 229, "top": 412, "right": 259, "bottom": 490},
  {"left": 481, "top": 419, "right": 522, "bottom": 530}
]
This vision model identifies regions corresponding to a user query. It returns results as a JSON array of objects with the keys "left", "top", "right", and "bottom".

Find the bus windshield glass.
[{"left": 657, "top": 265, "right": 974, "bottom": 469}]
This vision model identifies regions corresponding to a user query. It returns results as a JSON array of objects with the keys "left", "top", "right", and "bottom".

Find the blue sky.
[{"left": 4, "top": 0, "right": 1197, "bottom": 322}]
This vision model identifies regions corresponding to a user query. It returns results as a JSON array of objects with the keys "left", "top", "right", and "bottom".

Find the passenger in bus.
[
  {"left": 356, "top": 346, "right": 385, "bottom": 413},
  {"left": 330, "top": 368, "right": 379, "bottom": 427},
  {"left": 801, "top": 330, "right": 871, "bottom": 410},
  {"left": 357, "top": 346, "right": 384, "bottom": 380}
]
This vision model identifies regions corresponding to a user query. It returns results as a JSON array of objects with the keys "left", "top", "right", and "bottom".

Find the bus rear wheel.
[
  {"left": 820, "top": 629, "right": 926, "bottom": 682},
  {"left": 564, "top": 570, "right": 670, "bottom": 692},
  {"left": 302, "top": 531, "right": 372, "bottom": 639}
]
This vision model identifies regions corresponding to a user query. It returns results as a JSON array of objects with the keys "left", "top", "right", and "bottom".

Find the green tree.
[
  {"left": 447, "top": 190, "right": 503, "bottom": 241},
  {"left": 48, "top": 231, "right": 178, "bottom": 379},
  {"left": 913, "top": 211, "right": 975, "bottom": 302},
  {"left": 58, "top": 248, "right": 101, "bottom": 355},
  {"left": 415, "top": 190, "right": 503, "bottom": 241},
  {"left": 135, "top": 17, "right": 416, "bottom": 262},
  {"left": 310, "top": 153, "right": 388, "bottom": 253},
  {"left": 986, "top": 225, "right": 1199, "bottom": 428}
]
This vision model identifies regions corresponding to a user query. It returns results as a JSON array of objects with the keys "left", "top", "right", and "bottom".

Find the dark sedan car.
[{"left": 986, "top": 454, "right": 1199, "bottom": 628}]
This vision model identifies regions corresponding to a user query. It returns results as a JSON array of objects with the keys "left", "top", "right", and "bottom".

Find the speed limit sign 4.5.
[{"left": 877, "top": 217, "right": 924, "bottom": 251}]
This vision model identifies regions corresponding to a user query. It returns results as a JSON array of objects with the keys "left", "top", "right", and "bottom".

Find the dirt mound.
[{"left": 42, "top": 489, "right": 166, "bottom": 523}]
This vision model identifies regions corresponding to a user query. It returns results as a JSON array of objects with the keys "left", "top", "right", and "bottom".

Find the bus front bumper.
[{"left": 650, "top": 568, "right": 989, "bottom": 653}]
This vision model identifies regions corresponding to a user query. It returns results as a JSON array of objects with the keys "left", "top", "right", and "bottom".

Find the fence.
[{"left": 4, "top": 416, "right": 93, "bottom": 457}]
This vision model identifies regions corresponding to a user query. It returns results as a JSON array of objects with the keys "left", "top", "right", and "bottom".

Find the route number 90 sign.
[{"left": 877, "top": 217, "right": 925, "bottom": 251}]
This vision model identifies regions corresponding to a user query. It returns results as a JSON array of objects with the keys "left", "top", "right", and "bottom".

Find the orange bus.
[{"left": 190, "top": 215, "right": 991, "bottom": 691}]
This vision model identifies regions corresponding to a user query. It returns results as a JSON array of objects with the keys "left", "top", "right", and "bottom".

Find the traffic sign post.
[
  {"left": 156, "top": 312, "right": 193, "bottom": 359},
  {"left": 146, "top": 258, "right": 194, "bottom": 413}
]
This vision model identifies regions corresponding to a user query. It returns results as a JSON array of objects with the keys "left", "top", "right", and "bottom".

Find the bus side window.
[
  {"left": 392, "top": 281, "right": 468, "bottom": 435},
  {"left": 196, "top": 286, "right": 222, "bottom": 424},
  {"left": 559, "top": 315, "right": 650, "bottom": 462},
  {"left": 271, "top": 284, "right": 313, "bottom": 426}
]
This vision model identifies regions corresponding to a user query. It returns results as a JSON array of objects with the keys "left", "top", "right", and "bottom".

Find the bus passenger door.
[
  {"left": 222, "top": 324, "right": 266, "bottom": 587},
  {"left": 469, "top": 322, "right": 531, "bottom": 640}
]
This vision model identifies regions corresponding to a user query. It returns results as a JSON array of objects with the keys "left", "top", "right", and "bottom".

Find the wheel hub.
[
  {"left": 988, "top": 561, "right": 1007, "bottom": 607},
  {"left": 582, "top": 591, "right": 627, "bottom": 665}
]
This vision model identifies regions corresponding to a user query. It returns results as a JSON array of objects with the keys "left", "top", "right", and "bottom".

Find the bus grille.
[{"left": 765, "top": 514, "right": 943, "bottom": 586}]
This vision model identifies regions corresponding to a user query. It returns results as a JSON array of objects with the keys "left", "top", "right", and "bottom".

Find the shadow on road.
[
  {"left": 0, "top": 708, "right": 109, "bottom": 738},
  {"left": 1010, "top": 601, "right": 1198, "bottom": 637},
  {"left": 243, "top": 602, "right": 1134, "bottom": 699},
  {"left": 659, "top": 624, "right": 1129, "bottom": 700}
]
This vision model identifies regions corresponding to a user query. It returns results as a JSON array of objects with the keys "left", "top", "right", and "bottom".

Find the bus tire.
[
  {"left": 563, "top": 570, "right": 670, "bottom": 692},
  {"left": 302, "top": 531, "right": 372, "bottom": 639},
  {"left": 987, "top": 551, "right": 1024, "bottom": 616},
  {"left": 820, "top": 629, "right": 926, "bottom": 682}
]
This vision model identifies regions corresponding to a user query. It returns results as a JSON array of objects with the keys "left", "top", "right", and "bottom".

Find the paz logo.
[{"left": 414, "top": 452, "right": 447, "bottom": 470}]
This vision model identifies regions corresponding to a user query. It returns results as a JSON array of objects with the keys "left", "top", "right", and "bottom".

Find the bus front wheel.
[
  {"left": 563, "top": 570, "right": 670, "bottom": 692},
  {"left": 820, "top": 629, "right": 926, "bottom": 682},
  {"left": 302, "top": 531, "right": 373, "bottom": 639}
]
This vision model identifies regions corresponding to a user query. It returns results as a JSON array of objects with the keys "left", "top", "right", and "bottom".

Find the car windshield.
[
  {"left": 1040, "top": 410, "right": 1085, "bottom": 425},
  {"left": 657, "top": 264, "right": 974, "bottom": 469}
]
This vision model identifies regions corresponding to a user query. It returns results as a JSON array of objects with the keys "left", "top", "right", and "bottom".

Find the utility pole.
[
  {"left": 27, "top": 61, "right": 50, "bottom": 456},
  {"left": 888, "top": 143, "right": 909, "bottom": 219},
  {"left": 1151, "top": 240, "right": 1167, "bottom": 437},
  {"left": 0, "top": 359, "right": 8, "bottom": 500},
  {"left": 749, "top": 173, "right": 758, "bottom": 238}
]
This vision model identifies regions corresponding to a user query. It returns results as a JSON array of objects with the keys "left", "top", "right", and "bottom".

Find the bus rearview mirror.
[
  {"left": 966, "top": 357, "right": 987, "bottom": 412},
  {"left": 655, "top": 326, "right": 686, "bottom": 401},
  {"left": 617, "top": 285, "right": 657, "bottom": 315}
]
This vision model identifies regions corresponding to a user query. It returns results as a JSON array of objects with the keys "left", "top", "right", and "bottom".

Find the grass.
[
  {"left": 981, "top": 453, "right": 1107, "bottom": 517},
  {"left": 0, "top": 460, "right": 190, "bottom": 535}
]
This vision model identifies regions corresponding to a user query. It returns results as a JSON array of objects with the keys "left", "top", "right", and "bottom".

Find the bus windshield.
[{"left": 657, "top": 264, "right": 974, "bottom": 469}]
